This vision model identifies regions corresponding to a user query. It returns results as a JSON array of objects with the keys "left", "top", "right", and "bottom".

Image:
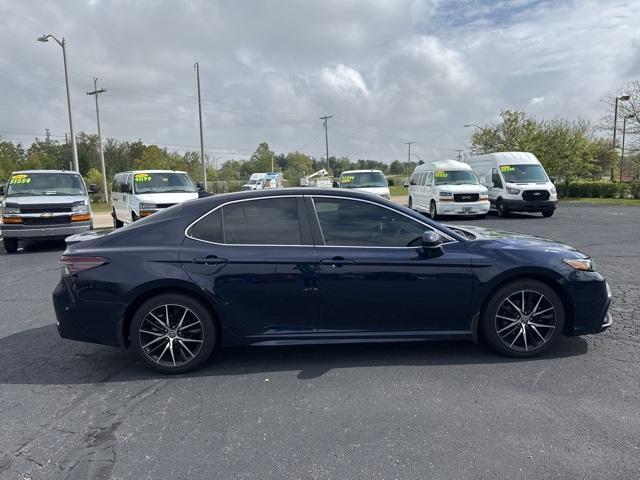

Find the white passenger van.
[
  {"left": 0, "top": 170, "right": 95, "bottom": 253},
  {"left": 465, "top": 152, "right": 557, "bottom": 217},
  {"left": 337, "top": 169, "right": 390, "bottom": 199},
  {"left": 111, "top": 170, "right": 199, "bottom": 227},
  {"left": 408, "top": 160, "right": 489, "bottom": 219}
]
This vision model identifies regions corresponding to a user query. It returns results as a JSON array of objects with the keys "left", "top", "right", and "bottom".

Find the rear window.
[{"left": 188, "top": 197, "right": 304, "bottom": 245}]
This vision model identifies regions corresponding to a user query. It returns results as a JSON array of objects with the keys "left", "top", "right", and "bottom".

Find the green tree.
[
  {"left": 133, "top": 145, "right": 171, "bottom": 170},
  {"left": 251, "top": 142, "right": 276, "bottom": 172}
]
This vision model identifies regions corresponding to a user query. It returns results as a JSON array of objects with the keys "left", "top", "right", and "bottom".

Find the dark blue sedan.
[{"left": 53, "top": 189, "right": 612, "bottom": 373}]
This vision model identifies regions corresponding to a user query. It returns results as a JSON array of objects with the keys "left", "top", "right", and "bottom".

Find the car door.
[
  {"left": 308, "top": 195, "right": 472, "bottom": 333},
  {"left": 489, "top": 168, "right": 503, "bottom": 205},
  {"left": 180, "top": 196, "right": 320, "bottom": 337}
]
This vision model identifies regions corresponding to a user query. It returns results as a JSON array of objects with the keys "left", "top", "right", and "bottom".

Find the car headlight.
[
  {"left": 506, "top": 187, "right": 520, "bottom": 195},
  {"left": 2, "top": 206, "right": 19, "bottom": 215},
  {"left": 550, "top": 186, "right": 557, "bottom": 195},
  {"left": 479, "top": 193, "right": 488, "bottom": 200},
  {"left": 72, "top": 202, "right": 89, "bottom": 214},
  {"left": 563, "top": 258, "right": 594, "bottom": 272},
  {"left": 139, "top": 203, "right": 157, "bottom": 210},
  {"left": 439, "top": 192, "right": 453, "bottom": 197}
]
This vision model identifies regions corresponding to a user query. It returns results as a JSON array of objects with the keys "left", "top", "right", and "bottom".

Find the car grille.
[
  {"left": 453, "top": 193, "right": 479, "bottom": 202},
  {"left": 522, "top": 190, "right": 550, "bottom": 201},
  {"left": 14, "top": 204, "right": 73, "bottom": 214},
  {"left": 156, "top": 203, "right": 177, "bottom": 209},
  {"left": 22, "top": 216, "right": 71, "bottom": 226}
]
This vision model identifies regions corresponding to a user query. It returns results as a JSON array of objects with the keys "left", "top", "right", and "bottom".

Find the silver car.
[{"left": 0, "top": 170, "right": 95, "bottom": 253}]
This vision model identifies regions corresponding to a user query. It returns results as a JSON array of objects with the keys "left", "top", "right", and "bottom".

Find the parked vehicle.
[
  {"left": 242, "top": 172, "right": 283, "bottom": 191},
  {"left": 54, "top": 188, "right": 612, "bottom": 374},
  {"left": 300, "top": 169, "right": 332, "bottom": 188},
  {"left": 1, "top": 170, "right": 95, "bottom": 253},
  {"left": 336, "top": 169, "right": 390, "bottom": 198},
  {"left": 110, "top": 170, "right": 199, "bottom": 227},
  {"left": 465, "top": 152, "right": 558, "bottom": 217},
  {"left": 408, "top": 159, "right": 489, "bottom": 219}
]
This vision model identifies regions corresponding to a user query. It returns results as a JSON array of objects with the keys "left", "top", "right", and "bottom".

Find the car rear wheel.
[
  {"left": 130, "top": 293, "right": 217, "bottom": 373},
  {"left": 3, "top": 237, "right": 18, "bottom": 253},
  {"left": 481, "top": 279, "right": 564, "bottom": 358},
  {"left": 408, "top": 196, "right": 413, "bottom": 209},
  {"left": 429, "top": 200, "right": 438, "bottom": 219},
  {"left": 112, "top": 209, "right": 123, "bottom": 228},
  {"left": 542, "top": 209, "right": 554, "bottom": 218}
]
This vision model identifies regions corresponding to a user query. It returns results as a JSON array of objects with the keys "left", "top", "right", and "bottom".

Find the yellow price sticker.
[
  {"left": 134, "top": 173, "right": 152, "bottom": 182},
  {"left": 9, "top": 174, "right": 31, "bottom": 185},
  {"left": 341, "top": 175, "right": 355, "bottom": 183},
  {"left": 500, "top": 165, "right": 515, "bottom": 173},
  {"left": 434, "top": 171, "right": 448, "bottom": 178}
]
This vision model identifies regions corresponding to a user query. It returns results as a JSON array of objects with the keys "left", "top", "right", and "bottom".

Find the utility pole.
[
  {"left": 87, "top": 78, "right": 108, "bottom": 202},
  {"left": 612, "top": 95, "right": 630, "bottom": 181},
  {"left": 194, "top": 62, "right": 207, "bottom": 191},
  {"left": 320, "top": 115, "right": 332, "bottom": 171},
  {"left": 456, "top": 149, "right": 463, "bottom": 161},
  {"left": 404, "top": 141, "right": 414, "bottom": 176}
]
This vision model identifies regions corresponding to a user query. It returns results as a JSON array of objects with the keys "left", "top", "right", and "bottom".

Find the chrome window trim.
[
  {"left": 184, "top": 193, "right": 457, "bottom": 248},
  {"left": 184, "top": 195, "right": 311, "bottom": 247}
]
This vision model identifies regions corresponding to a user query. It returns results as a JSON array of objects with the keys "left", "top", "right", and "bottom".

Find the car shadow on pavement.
[
  {"left": 0, "top": 238, "right": 66, "bottom": 255},
  {"left": 0, "top": 324, "right": 589, "bottom": 385}
]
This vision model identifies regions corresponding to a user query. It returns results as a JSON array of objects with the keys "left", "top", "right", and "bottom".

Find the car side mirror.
[
  {"left": 196, "top": 182, "right": 204, "bottom": 191},
  {"left": 88, "top": 184, "right": 99, "bottom": 194},
  {"left": 0, "top": 185, "right": 4, "bottom": 195},
  {"left": 122, "top": 184, "right": 132, "bottom": 193},
  {"left": 332, "top": 181, "right": 339, "bottom": 188},
  {"left": 421, "top": 231, "right": 443, "bottom": 256}
]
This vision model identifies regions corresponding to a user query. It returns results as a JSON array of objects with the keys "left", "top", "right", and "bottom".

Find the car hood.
[
  {"left": 134, "top": 192, "right": 198, "bottom": 203},
  {"left": 4, "top": 194, "right": 86, "bottom": 206},
  {"left": 346, "top": 187, "right": 389, "bottom": 196},
  {"left": 447, "top": 224, "right": 584, "bottom": 255}
]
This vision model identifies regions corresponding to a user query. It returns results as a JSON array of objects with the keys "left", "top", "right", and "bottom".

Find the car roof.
[
  {"left": 116, "top": 170, "right": 189, "bottom": 174},
  {"left": 413, "top": 159, "right": 472, "bottom": 171},
  {"left": 340, "top": 169, "right": 384, "bottom": 174},
  {"left": 11, "top": 169, "right": 81, "bottom": 175}
]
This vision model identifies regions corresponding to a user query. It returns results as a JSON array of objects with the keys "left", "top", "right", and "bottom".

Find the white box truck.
[{"left": 465, "top": 152, "right": 557, "bottom": 217}]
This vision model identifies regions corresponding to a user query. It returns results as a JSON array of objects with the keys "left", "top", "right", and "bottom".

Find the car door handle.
[
  {"left": 193, "top": 255, "right": 228, "bottom": 265},
  {"left": 320, "top": 257, "right": 355, "bottom": 266}
]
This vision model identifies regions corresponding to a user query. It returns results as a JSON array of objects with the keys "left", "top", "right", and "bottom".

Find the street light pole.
[
  {"left": 87, "top": 78, "right": 108, "bottom": 202},
  {"left": 194, "top": 62, "right": 207, "bottom": 191},
  {"left": 320, "top": 115, "right": 332, "bottom": 171},
  {"left": 37, "top": 34, "right": 79, "bottom": 172},
  {"left": 620, "top": 115, "right": 633, "bottom": 183},
  {"left": 464, "top": 123, "right": 486, "bottom": 154},
  {"left": 611, "top": 95, "right": 631, "bottom": 181}
]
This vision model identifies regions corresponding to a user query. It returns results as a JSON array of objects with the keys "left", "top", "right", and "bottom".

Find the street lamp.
[
  {"left": 611, "top": 94, "right": 631, "bottom": 181},
  {"left": 464, "top": 123, "right": 486, "bottom": 154},
  {"left": 620, "top": 114, "right": 634, "bottom": 183},
  {"left": 37, "top": 34, "right": 79, "bottom": 172}
]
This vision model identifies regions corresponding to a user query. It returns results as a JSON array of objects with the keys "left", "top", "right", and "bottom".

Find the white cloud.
[{"left": 320, "top": 64, "right": 370, "bottom": 97}]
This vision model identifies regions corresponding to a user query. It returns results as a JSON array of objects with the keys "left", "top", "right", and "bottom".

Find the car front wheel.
[
  {"left": 130, "top": 293, "right": 217, "bottom": 373},
  {"left": 3, "top": 237, "right": 18, "bottom": 253},
  {"left": 429, "top": 200, "right": 438, "bottom": 219},
  {"left": 481, "top": 279, "right": 564, "bottom": 358},
  {"left": 496, "top": 200, "right": 509, "bottom": 218}
]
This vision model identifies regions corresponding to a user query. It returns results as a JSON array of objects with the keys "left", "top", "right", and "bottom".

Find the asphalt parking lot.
[{"left": 1, "top": 202, "right": 639, "bottom": 480}]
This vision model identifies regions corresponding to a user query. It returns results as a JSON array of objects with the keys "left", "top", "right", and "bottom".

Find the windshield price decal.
[
  {"left": 435, "top": 171, "right": 448, "bottom": 178},
  {"left": 500, "top": 165, "right": 515, "bottom": 173},
  {"left": 9, "top": 174, "right": 31, "bottom": 185},
  {"left": 134, "top": 173, "right": 152, "bottom": 182},
  {"left": 341, "top": 175, "right": 354, "bottom": 183}
]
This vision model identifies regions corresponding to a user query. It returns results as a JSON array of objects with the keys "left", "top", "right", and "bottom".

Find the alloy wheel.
[
  {"left": 494, "top": 290, "right": 556, "bottom": 352},
  {"left": 138, "top": 304, "right": 205, "bottom": 367}
]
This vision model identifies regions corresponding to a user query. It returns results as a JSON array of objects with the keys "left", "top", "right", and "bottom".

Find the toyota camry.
[{"left": 53, "top": 189, "right": 612, "bottom": 373}]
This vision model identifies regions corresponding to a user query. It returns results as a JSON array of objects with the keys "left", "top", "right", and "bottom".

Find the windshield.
[
  {"left": 500, "top": 164, "right": 549, "bottom": 183},
  {"left": 434, "top": 170, "right": 479, "bottom": 185},
  {"left": 6, "top": 172, "right": 85, "bottom": 197},
  {"left": 340, "top": 172, "right": 387, "bottom": 189},
  {"left": 133, "top": 172, "right": 197, "bottom": 194}
]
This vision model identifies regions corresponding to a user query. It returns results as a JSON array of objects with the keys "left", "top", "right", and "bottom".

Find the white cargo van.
[
  {"left": 110, "top": 170, "right": 199, "bottom": 227},
  {"left": 242, "top": 172, "right": 283, "bottom": 191},
  {"left": 0, "top": 170, "right": 94, "bottom": 253},
  {"left": 337, "top": 169, "right": 390, "bottom": 199},
  {"left": 408, "top": 160, "right": 489, "bottom": 219},
  {"left": 465, "top": 152, "right": 557, "bottom": 217}
]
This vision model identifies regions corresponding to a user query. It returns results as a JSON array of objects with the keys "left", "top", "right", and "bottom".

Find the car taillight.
[{"left": 60, "top": 255, "right": 108, "bottom": 275}]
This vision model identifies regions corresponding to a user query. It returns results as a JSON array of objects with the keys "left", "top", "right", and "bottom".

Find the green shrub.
[
  {"left": 560, "top": 181, "right": 622, "bottom": 198},
  {"left": 629, "top": 182, "right": 640, "bottom": 199}
]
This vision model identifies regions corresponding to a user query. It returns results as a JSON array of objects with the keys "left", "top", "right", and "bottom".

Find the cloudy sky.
[{"left": 1, "top": 0, "right": 639, "bottom": 165}]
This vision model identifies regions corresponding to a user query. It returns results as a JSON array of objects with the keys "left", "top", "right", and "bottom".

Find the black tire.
[
  {"left": 496, "top": 199, "right": 509, "bottom": 218},
  {"left": 476, "top": 214, "right": 487, "bottom": 220},
  {"left": 481, "top": 279, "right": 565, "bottom": 358},
  {"left": 132, "top": 212, "right": 139, "bottom": 222},
  {"left": 3, "top": 237, "right": 18, "bottom": 253},
  {"left": 130, "top": 293, "right": 217, "bottom": 374},
  {"left": 408, "top": 197, "right": 413, "bottom": 210},
  {"left": 429, "top": 200, "right": 438, "bottom": 219},
  {"left": 112, "top": 209, "right": 123, "bottom": 228},
  {"left": 542, "top": 209, "right": 554, "bottom": 218}
]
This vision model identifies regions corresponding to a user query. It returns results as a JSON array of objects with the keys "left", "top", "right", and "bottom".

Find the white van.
[
  {"left": 408, "top": 160, "right": 489, "bottom": 219},
  {"left": 465, "top": 152, "right": 557, "bottom": 217},
  {"left": 0, "top": 170, "right": 95, "bottom": 253},
  {"left": 242, "top": 172, "right": 283, "bottom": 191},
  {"left": 111, "top": 170, "right": 199, "bottom": 227},
  {"left": 337, "top": 169, "right": 390, "bottom": 199}
]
